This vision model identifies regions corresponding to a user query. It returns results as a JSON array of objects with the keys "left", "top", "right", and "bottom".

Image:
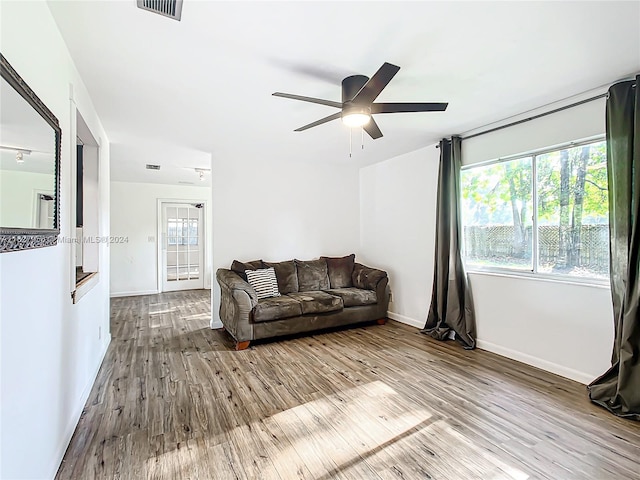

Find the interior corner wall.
[
  {"left": 211, "top": 157, "right": 361, "bottom": 326},
  {"left": 359, "top": 145, "right": 441, "bottom": 328},
  {"left": 110, "top": 181, "right": 213, "bottom": 297},
  {"left": 0, "top": 2, "right": 111, "bottom": 479}
]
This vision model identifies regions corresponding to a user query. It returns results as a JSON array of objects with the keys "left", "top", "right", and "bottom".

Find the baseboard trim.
[
  {"left": 48, "top": 335, "right": 111, "bottom": 478},
  {"left": 476, "top": 339, "right": 595, "bottom": 385},
  {"left": 385, "top": 312, "right": 595, "bottom": 385},
  {"left": 387, "top": 311, "right": 424, "bottom": 329},
  {"left": 110, "top": 289, "right": 158, "bottom": 298}
]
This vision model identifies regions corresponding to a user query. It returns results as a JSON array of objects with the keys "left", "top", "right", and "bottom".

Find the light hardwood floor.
[{"left": 56, "top": 290, "right": 640, "bottom": 479}]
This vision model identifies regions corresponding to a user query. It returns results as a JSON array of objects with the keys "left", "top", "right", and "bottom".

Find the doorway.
[
  {"left": 34, "top": 191, "right": 54, "bottom": 229},
  {"left": 160, "top": 202, "right": 205, "bottom": 292}
]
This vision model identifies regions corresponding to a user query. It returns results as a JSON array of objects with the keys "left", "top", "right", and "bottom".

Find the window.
[{"left": 461, "top": 139, "right": 609, "bottom": 281}]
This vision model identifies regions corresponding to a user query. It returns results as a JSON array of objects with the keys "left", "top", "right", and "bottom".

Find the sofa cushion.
[
  {"left": 295, "top": 259, "right": 330, "bottom": 291},
  {"left": 325, "top": 288, "right": 377, "bottom": 307},
  {"left": 286, "top": 291, "right": 343, "bottom": 315},
  {"left": 321, "top": 254, "right": 355, "bottom": 288},
  {"left": 231, "top": 259, "right": 265, "bottom": 281},
  {"left": 253, "top": 296, "right": 303, "bottom": 322},
  {"left": 245, "top": 268, "right": 280, "bottom": 300},
  {"left": 352, "top": 263, "right": 387, "bottom": 290},
  {"left": 264, "top": 260, "right": 298, "bottom": 294}
]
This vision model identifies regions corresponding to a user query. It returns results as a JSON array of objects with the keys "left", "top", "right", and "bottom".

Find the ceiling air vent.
[
  {"left": 137, "top": 0, "right": 183, "bottom": 21},
  {"left": 146, "top": 164, "right": 161, "bottom": 170}
]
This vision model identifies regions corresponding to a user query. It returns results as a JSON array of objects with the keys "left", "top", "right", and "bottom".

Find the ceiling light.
[
  {"left": 342, "top": 113, "right": 371, "bottom": 128},
  {"left": 341, "top": 104, "right": 372, "bottom": 128},
  {"left": 16, "top": 152, "right": 24, "bottom": 164}
]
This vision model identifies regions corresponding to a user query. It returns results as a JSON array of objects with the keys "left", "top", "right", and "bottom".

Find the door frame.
[
  {"left": 156, "top": 198, "right": 208, "bottom": 293},
  {"left": 32, "top": 189, "right": 55, "bottom": 229}
]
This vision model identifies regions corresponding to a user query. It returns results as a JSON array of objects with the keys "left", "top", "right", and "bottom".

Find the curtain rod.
[
  {"left": 435, "top": 80, "right": 636, "bottom": 148},
  {"left": 461, "top": 92, "right": 608, "bottom": 141}
]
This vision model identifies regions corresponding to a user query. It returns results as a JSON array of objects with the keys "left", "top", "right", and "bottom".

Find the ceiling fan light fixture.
[{"left": 342, "top": 113, "right": 371, "bottom": 128}]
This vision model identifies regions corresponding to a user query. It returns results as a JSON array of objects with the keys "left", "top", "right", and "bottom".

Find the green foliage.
[
  {"left": 536, "top": 142, "right": 608, "bottom": 224},
  {"left": 461, "top": 141, "right": 608, "bottom": 227}
]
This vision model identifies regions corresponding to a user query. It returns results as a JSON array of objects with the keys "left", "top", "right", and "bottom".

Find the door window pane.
[{"left": 167, "top": 267, "right": 177, "bottom": 281}]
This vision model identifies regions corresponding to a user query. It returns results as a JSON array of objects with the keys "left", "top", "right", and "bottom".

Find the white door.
[
  {"left": 161, "top": 203, "right": 204, "bottom": 292},
  {"left": 35, "top": 192, "right": 55, "bottom": 229}
]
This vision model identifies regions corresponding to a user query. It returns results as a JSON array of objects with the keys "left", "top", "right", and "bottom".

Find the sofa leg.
[
  {"left": 376, "top": 318, "right": 387, "bottom": 325},
  {"left": 235, "top": 340, "right": 250, "bottom": 351}
]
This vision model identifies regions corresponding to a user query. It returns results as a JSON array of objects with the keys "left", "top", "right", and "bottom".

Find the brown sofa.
[{"left": 216, "top": 255, "right": 390, "bottom": 350}]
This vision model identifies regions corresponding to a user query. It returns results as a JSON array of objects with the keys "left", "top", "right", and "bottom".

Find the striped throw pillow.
[{"left": 245, "top": 267, "right": 281, "bottom": 300}]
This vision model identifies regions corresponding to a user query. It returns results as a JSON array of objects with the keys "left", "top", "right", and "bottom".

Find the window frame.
[{"left": 460, "top": 135, "right": 609, "bottom": 287}]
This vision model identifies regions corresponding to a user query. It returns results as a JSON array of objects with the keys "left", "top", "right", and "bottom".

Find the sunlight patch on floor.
[{"left": 146, "top": 380, "right": 530, "bottom": 479}]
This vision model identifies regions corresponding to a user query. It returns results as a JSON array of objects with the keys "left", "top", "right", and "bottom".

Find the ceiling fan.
[{"left": 273, "top": 62, "right": 448, "bottom": 139}]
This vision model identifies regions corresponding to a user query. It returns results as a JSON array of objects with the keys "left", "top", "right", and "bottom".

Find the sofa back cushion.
[
  {"left": 295, "top": 259, "right": 330, "bottom": 291},
  {"left": 321, "top": 254, "right": 355, "bottom": 289},
  {"left": 264, "top": 260, "right": 298, "bottom": 294},
  {"left": 231, "top": 259, "right": 265, "bottom": 281}
]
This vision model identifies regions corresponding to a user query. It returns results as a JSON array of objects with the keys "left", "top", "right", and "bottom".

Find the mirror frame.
[{"left": 0, "top": 53, "right": 61, "bottom": 253}]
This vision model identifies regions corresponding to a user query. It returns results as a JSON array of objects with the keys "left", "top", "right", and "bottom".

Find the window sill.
[
  {"left": 465, "top": 268, "right": 610, "bottom": 289},
  {"left": 73, "top": 272, "right": 99, "bottom": 304}
]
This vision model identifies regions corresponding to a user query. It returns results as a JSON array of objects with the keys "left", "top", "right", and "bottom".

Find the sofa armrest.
[
  {"left": 216, "top": 268, "right": 258, "bottom": 342},
  {"left": 217, "top": 268, "right": 258, "bottom": 305},
  {"left": 352, "top": 262, "right": 388, "bottom": 291}
]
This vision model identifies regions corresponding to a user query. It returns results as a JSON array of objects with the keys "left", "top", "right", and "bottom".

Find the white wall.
[
  {"left": 0, "top": 170, "right": 55, "bottom": 228},
  {"left": 470, "top": 273, "right": 613, "bottom": 384},
  {"left": 461, "top": 96, "right": 606, "bottom": 166},
  {"left": 211, "top": 157, "right": 361, "bottom": 326},
  {"left": 110, "top": 181, "right": 212, "bottom": 296},
  {"left": 359, "top": 146, "right": 440, "bottom": 328},
  {"left": 359, "top": 95, "right": 614, "bottom": 385},
  {"left": 0, "top": 2, "right": 111, "bottom": 478}
]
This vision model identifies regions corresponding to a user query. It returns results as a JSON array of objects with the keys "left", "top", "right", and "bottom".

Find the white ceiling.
[{"left": 48, "top": 1, "right": 640, "bottom": 183}]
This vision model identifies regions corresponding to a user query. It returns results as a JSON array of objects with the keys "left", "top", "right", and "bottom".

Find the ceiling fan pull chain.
[
  {"left": 349, "top": 128, "right": 352, "bottom": 158},
  {"left": 361, "top": 127, "right": 364, "bottom": 150}
]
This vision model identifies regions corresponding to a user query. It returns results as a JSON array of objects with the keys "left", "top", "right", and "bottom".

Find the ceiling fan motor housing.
[{"left": 342, "top": 75, "right": 369, "bottom": 103}]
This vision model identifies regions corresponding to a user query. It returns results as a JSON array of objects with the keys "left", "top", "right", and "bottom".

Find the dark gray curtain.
[
  {"left": 588, "top": 76, "right": 639, "bottom": 420},
  {"left": 422, "top": 137, "right": 476, "bottom": 349}
]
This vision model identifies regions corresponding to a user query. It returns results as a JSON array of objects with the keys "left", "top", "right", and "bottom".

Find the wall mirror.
[{"left": 0, "top": 53, "right": 61, "bottom": 252}]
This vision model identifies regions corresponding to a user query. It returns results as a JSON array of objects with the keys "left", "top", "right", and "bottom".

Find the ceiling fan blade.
[
  {"left": 351, "top": 62, "right": 400, "bottom": 104},
  {"left": 294, "top": 112, "right": 342, "bottom": 132},
  {"left": 273, "top": 92, "right": 342, "bottom": 109},
  {"left": 363, "top": 118, "right": 383, "bottom": 139},
  {"left": 371, "top": 102, "right": 448, "bottom": 113}
]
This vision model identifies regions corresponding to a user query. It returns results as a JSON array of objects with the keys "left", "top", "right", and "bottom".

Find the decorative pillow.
[
  {"left": 294, "top": 259, "right": 330, "bottom": 291},
  {"left": 231, "top": 259, "right": 265, "bottom": 281},
  {"left": 321, "top": 254, "right": 355, "bottom": 289},
  {"left": 264, "top": 260, "right": 298, "bottom": 294},
  {"left": 245, "top": 268, "right": 281, "bottom": 300}
]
